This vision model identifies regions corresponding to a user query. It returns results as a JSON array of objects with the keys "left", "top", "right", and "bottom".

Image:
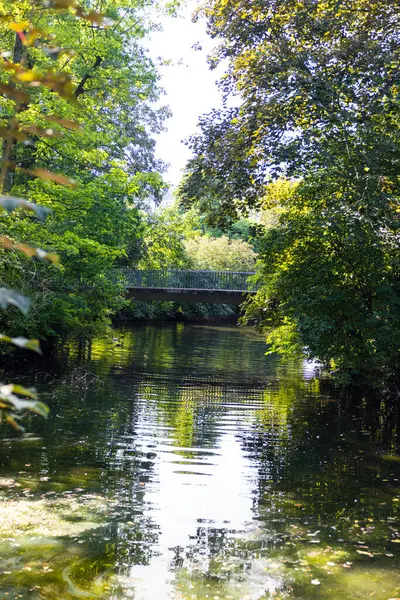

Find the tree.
[
  {"left": 179, "top": 0, "right": 400, "bottom": 382},
  {"left": 181, "top": 0, "right": 400, "bottom": 213},
  {"left": 0, "top": 0, "right": 170, "bottom": 338},
  {"left": 185, "top": 235, "right": 257, "bottom": 271},
  {"left": 0, "top": 0, "right": 111, "bottom": 427},
  {"left": 0, "top": 0, "right": 174, "bottom": 427},
  {"left": 138, "top": 206, "right": 197, "bottom": 269},
  {"left": 122, "top": 205, "right": 242, "bottom": 321}
]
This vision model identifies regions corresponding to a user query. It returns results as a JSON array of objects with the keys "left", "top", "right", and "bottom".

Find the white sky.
[{"left": 147, "top": 1, "right": 223, "bottom": 188}]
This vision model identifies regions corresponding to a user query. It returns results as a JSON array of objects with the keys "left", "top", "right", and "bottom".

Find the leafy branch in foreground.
[
  {"left": 0, "top": 0, "right": 103, "bottom": 428},
  {"left": 0, "top": 196, "right": 53, "bottom": 428}
]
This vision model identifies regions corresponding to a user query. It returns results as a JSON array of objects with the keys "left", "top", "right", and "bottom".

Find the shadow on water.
[{"left": 0, "top": 323, "right": 399, "bottom": 599}]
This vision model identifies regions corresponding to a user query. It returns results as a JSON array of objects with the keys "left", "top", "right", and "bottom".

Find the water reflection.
[{"left": 0, "top": 323, "right": 399, "bottom": 599}]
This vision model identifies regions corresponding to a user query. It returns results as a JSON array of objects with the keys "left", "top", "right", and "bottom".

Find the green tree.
[
  {"left": 0, "top": 0, "right": 110, "bottom": 427},
  {"left": 260, "top": 178, "right": 298, "bottom": 230},
  {"left": 185, "top": 235, "right": 257, "bottom": 271},
  {"left": 123, "top": 205, "right": 241, "bottom": 321},
  {"left": 179, "top": 0, "right": 400, "bottom": 382},
  {"left": 0, "top": 0, "right": 169, "bottom": 339},
  {"left": 138, "top": 206, "right": 198, "bottom": 269}
]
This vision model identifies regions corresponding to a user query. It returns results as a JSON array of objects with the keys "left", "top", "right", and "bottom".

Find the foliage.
[
  {"left": 128, "top": 298, "right": 236, "bottom": 321},
  {"left": 0, "top": 0, "right": 169, "bottom": 339},
  {"left": 0, "top": 0, "right": 92, "bottom": 426},
  {"left": 260, "top": 178, "right": 299, "bottom": 230},
  {"left": 122, "top": 205, "right": 246, "bottom": 320},
  {"left": 246, "top": 179, "right": 400, "bottom": 382},
  {"left": 0, "top": 0, "right": 171, "bottom": 426},
  {"left": 181, "top": 0, "right": 400, "bottom": 213},
  {"left": 179, "top": 0, "right": 400, "bottom": 382},
  {"left": 138, "top": 206, "right": 197, "bottom": 270},
  {"left": 185, "top": 235, "right": 257, "bottom": 271},
  {"left": 137, "top": 203, "right": 258, "bottom": 271}
]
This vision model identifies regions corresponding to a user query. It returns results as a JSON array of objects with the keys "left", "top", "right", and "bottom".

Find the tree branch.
[{"left": 74, "top": 55, "right": 103, "bottom": 98}]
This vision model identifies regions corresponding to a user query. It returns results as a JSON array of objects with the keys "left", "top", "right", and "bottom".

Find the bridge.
[{"left": 116, "top": 269, "right": 259, "bottom": 304}]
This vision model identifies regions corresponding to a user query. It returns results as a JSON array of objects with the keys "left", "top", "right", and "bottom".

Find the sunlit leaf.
[
  {"left": 0, "top": 236, "right": 59, "bottom": 264},
  {"left": 5, "top": 396, "right": 48, "bottom": 416},
  {"left": 1, "top": 384, "right": 37, "bottom": 399},
  {"left": 34, "top": 248, "right": 59, "bottom": 264},
  {"left": 0, "top": 334, "right": 41, "bottom": 353},
  {"left": 0, "top": 289, "right": 31, "bottom": 314},
  {"left": 5, "top": 414, "right": 24, "bottom": 431},
  {"left": 0, "top": 196, "right": 50, "bottom": 220},
  {"left": 15, "top": 70, "right": 40, "bottom": 83},
  {"left": 26, "top": 400, "right": 49, "bottom": 417},
  {"left": 75, "top": 8, "right": 105, "bottom": 24},
  {"left": 0, "top": 383, "right": 48, "bottom": 423},
  {"left": 25, "top": 168, "right": 77, "bottom": 187},
  {"left": 8, "top": 21, "right": 30, "bottom": 33},
  {"left": 0, "top": 235, "right": 13, "bottom": 249}
]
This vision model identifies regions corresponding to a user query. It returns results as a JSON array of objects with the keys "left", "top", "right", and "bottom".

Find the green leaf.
[
  {"left": 6, "top": 396, "right": 48, "bottom": 417},
  {"left": 0, "top": 334, "right": 42, "bottom": 353},
  {"left": 0, "top": 384, "right": 37, "bottom": 399},
  {"left": 0, "top": 384, "right": 48, "bottom": 422},
  {"left": 26, "top": 400, "right": 49, "bottom": 418},
  {"left": 5, "top": 414, "right": 24, "bottom": 431},
  {"left": 0, "top": 196, "right": 50, "bottom": 221},
  {"left": 0, "top": 288, "right": 31, "bottom": 314}
]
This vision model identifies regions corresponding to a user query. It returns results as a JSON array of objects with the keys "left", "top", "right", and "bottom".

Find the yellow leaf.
[
  {"left": 0, "top": 83, "right": 29, "bottom": 103},
  {"left": 43, "top": 115, "right": 81, "bottom": 130},
  {"left": 23, "top": 168, "right": 77, "bottom": 187},
  {"left": 5, "top": 414, "right": 24, "bottom": 431},
  {"left": 75, "top": 8, "right": 105, "bottom": 24},
  {"left": 8, "top": 21, "right": 30, "bottom": 33},
  {"left": 15, "top": 70, "right": 39, "bottom": 83}
]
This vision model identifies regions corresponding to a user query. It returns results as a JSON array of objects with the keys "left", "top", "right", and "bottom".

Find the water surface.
[{"left": 0, "top": 323, "right": 399, "bottom": 599}]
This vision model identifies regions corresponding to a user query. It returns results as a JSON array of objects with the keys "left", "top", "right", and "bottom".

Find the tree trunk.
[{"left": 1, "top": 33, "right": 27, "bottom": 193}]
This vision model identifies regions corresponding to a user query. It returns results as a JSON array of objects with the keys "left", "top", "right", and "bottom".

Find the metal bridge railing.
[{"left": 113, "top": 269, "right": 259, "bottom": 292}]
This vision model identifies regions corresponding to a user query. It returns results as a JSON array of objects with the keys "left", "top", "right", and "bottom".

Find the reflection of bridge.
[{"left": 117, "top": 269, "right": 259, "bottom": 304}]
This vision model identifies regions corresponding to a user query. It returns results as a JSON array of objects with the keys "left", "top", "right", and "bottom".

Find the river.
[{"left": 0, "top": 323, "right": 399, "bottom": 599}]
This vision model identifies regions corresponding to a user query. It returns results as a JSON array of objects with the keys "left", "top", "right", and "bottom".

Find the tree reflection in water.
[{"left": 0, "top": 323, "right": 398, "bottom": 599}]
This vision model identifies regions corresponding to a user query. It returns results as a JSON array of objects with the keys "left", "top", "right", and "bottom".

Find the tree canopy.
[
  {"left": 180, "top": 0, "right": 400, "bottom": 217},
  {"left": 185, "top": 235, "right": 257, "bottom": 271},
  {"left": 0, "top": 0, "right": 170, "bottom": 338},
  {"left": 178, "top": 0, "right": 400, "bottom": 382}
]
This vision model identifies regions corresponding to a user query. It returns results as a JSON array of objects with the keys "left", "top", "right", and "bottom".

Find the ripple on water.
[{"left": 0, "top": 324, "right": 399, "bottom": 599}]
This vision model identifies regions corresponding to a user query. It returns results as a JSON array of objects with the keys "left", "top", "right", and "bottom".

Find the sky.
[{"left": 147, "top": 2, "right": 223, "bottom": 189}]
